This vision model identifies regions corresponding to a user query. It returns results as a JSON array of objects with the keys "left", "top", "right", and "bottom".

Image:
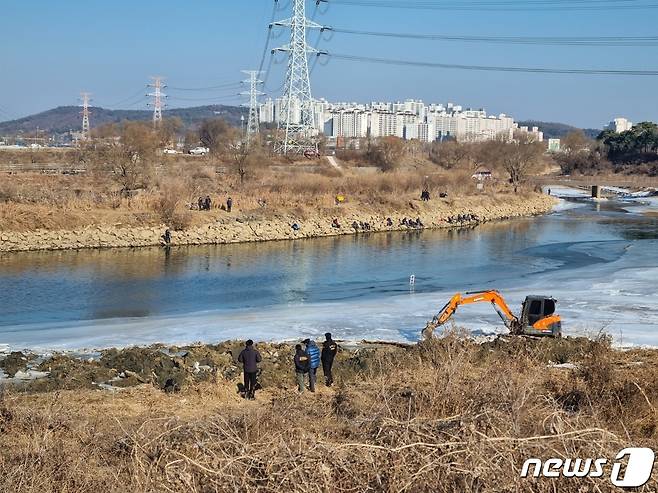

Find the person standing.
[
  {"left": 303, "top": 339, "right": 321, "bottom": 392},
  {"left": 294, "top": 344, "right": 310, "bottom": 393},
  {"left": 227, "top": 197, "right": 233, "bottom": 213},
  {"left": 204, "top": 195, "right": 212, "bottom": 211},
  {"left": 321, "top": 332, "right": 338, "bottom": 387},
  {"left": 238, "top": 339, "right": 262, "bottom": 400}
]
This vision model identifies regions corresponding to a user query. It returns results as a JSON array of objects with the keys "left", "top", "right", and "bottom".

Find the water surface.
[{"left": 1, "top": 193, "right": 657, "bottom": 350}]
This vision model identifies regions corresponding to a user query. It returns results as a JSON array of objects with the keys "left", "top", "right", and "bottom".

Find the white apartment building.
[
  {"left": 330, "top": 109, "right": 369, "bottom": 139},
  {"left": 606, "top": 117, "right": 633, "bottom": 133},
  {"left": 260, "top": 97, "right": 540, "bottom": 144}
]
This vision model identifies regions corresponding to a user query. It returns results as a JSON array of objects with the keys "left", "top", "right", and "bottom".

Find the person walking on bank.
[
  {"left": 294, "top": 344, "right": 310, "bottom": 393},
  {"left": 238, "top": 340, "right": 262, "bottom": 400},
  {"left": 303, "top": 338, "right": 321, "bottom": 392},
  {"left": 226, "top": 197, "right": 233, "bottom": 213},
  {"left": 321, "top": 332, "right": 338, "bottom": 387}
]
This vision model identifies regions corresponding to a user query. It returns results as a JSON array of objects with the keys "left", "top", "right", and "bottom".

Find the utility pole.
[
  {"left": 80, "top": 92, "right": 91, "bottom": 140},
  {"left": 241, "top": 70, "right": 264, "bottom": 145},
  {"left": 147, "top": 76, "right": 167, "bottom": 127},
  {"left": 272, "top": 0, "right": 322, "bottom": 155}
]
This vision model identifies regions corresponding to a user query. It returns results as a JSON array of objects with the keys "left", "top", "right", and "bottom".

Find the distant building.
[
  {"left": 472, "top": 168, "right": 493, "bottom": 180},
  {"left": 547, "top": 139, "right": 561, "bottom": 153},
  {"left": 606, "top": 117, "right": 633, "bottom": 133},
  {"left": 260, "top": 97, "right": 540, "bottom": 143}
]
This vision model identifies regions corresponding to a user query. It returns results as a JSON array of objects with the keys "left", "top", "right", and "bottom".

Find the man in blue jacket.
[{"left": 303, "top": 338, "right": 321, "bottom": 392}]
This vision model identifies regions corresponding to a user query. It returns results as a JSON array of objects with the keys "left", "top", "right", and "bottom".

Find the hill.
[
  {"left": 518, "top": 120, "right": 601, "bottom": 140},
  {"left": 0, "top": 105, "right": 246, "bottom": 135}
]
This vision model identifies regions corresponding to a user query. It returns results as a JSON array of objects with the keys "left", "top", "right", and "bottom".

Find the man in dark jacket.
[
  {"left": 294, "top": 344, "right": 310, "bottom": 393},
  {"left": 321, "top": 332, "right": 338, "bottom": 386},
  {"left": 238, "top": 339, "right": 262, "bottom": 400},
  {"left": 303, "top": 339, "right": 321, "bottom": 392}
]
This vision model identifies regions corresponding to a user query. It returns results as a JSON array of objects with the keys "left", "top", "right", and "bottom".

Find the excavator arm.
[{"left": 422, "top": 290, "right": 520, "bottom": 339}]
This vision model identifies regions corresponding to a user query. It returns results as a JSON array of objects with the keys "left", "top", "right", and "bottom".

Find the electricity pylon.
[
  {"left": 147, "top": 76, "right": 167, "bottom": 127},
  {"left": 241, "top": 70, "right": 264, "bottom": 144},
  {"left": 272, "top": 0, "right": 322, "bottom": 155},
  {"left": 80, "top": 92, "right": 91, "bottom": 140}
]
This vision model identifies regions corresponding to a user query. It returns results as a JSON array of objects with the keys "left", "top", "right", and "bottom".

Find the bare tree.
[
  {"left": 429, "top": 141, "right": 471, "bottom": 169},
  {"left": 110, "top": 122, "right": 159, "bottom": 195},
  {"left": 368, "top": 136, "right": 405, "bottom": 171},
  {"left": 198, "top": 119, "right": 237, "bottom": 156},
  {"left": 230, "top": 141, "right": 265, "bottom": 184},
  {"left": 496, "top": 133, "right": 545, "bottom": 192}
]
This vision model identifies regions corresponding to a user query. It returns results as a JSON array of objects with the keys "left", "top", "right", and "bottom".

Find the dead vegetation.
[
  {"left": 1, "top": 334, "right": 657, "bottom": 492},
  {"left": 0, "top": 118, "right": 551, "bottom": 234}
]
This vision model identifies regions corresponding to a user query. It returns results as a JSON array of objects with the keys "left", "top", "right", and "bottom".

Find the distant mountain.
[
  {"left": 518, "top": 120, "right": 601, "bottom": 140},
  {"left": 0, "top": 105, "right": 247, "bottom": 135}
]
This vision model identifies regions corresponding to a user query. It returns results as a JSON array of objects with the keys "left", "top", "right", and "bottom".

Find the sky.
[{"left": 1, "top": 0, "right": 657, "bottom": 128}]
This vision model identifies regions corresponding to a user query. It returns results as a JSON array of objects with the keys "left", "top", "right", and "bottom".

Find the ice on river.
[{"left": 3, "top": 240, "right": 657, "bottom": 351}]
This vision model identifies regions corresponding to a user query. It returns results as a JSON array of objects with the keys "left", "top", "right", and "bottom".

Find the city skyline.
[{"left": 1, "top": 1, "right": 657, "bottom": 128}]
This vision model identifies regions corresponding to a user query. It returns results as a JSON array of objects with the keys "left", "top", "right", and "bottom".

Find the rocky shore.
[{"left": 0, "top": 193, "right": 556, "bottom": 252}]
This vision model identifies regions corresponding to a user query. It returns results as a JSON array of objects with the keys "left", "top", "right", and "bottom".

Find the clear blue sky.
[{"left": 1, "top": 0, "right": 657, "bottom": 128}]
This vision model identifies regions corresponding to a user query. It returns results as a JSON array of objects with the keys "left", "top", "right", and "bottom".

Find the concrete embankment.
[{"left": 0, "top": 194, "right": 556, "bottom": 253}]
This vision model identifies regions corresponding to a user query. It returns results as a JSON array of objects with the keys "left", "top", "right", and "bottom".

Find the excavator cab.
[{"left": 520, "top": 295, "right": 562, "bottom": 337}]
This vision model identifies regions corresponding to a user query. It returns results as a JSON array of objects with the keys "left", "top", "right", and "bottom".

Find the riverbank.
[
  {"left": 0, "top": 192, "right": 556, "bottom": 252},
  {"left": 1, "top": 334, "right": 657, "bottom": 492}
]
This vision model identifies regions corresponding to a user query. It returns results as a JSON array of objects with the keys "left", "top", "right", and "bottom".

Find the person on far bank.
[
  {"left": 294, "top": 344, "right": 310, "bottom": 393},
  {"left": 227, "top": 197, "right": 233, "bottom": 213},
  {"left": 238, "top": 339, "right": 262, "bottom": 400},
  {"left": 303, "top": 338, "right": 321, "bottom": 392},
  {"left": 321, "top": 332, "right": 338, "bottom": 387}
]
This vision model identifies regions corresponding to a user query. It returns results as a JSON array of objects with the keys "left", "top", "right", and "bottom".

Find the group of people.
[
  {"left": 197, "top": 195, "right": 212, "bottom": 211},
  {"left": 237, "top": 333, "right": 339, "bottom": 399},
  {"left": 192, "top": 196, "right": 233, "bottom": 213},
  {"left": 351, "top": 221, "right": 372, "bottom": 231},
  {"left": 400, "top": 217, "right": 424, "bottom": 228},
  {"left": 446, "top": 213, "right": 480, "bottom": 224}
]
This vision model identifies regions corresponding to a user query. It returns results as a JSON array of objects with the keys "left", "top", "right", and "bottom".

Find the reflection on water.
[{"left": 1, "top": 199, "right": 658, "bottom": 348}]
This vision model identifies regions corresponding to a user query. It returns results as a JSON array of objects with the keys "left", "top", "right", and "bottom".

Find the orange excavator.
[{"left": 421, "top": 290, "right": 562, "bottom": 339}]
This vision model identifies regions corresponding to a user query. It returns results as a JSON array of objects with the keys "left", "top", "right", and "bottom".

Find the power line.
[
  {"left": 98, "top": 87, "right": 149, "bottom": 108},
  {"left": 325, "top": 27, "right": 658, "bottom": 46},
  {"left": 166, "top": 93, "right": 242, "bottom": 102},
  {"left": 319, "top": 0, "right": 658, "bottom": 11},
  {"left": 323, "top": 52, "right": 658, "bottom": 75},
  {"left": 167, "top": 82, "right": 242, "bottom": 92}
]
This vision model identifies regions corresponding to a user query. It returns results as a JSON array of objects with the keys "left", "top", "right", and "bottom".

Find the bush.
[{"left": 154, "top": 179, "right": 191, "bottom": 230}]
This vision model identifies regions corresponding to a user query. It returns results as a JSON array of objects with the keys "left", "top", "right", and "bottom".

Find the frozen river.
[{"left": 1, "top": 189, "right": 657, "bottom": 351}]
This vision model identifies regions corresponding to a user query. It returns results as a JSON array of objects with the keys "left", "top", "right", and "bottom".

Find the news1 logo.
[{"left": 520, "top": 448, "right": 655, "bottom": 487}]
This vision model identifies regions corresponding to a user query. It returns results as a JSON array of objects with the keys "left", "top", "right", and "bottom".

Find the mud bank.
[{"left": 0, "top": 193, "right": 556, "bottom": 252}]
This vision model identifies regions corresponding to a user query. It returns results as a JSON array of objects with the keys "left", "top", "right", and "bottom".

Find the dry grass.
[
  {"left": 1, "top": 334, "right": 657, "bottom": 492},
  {"left": 0, "top": 163, "right": 506, "bottom": 232}
]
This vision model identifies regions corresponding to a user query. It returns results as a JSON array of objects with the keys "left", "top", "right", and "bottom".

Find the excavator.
[{"left": 421, "top": 290, "right": 562, "bottom": 339}]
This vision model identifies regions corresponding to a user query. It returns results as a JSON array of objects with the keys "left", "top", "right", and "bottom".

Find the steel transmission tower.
[
  {"left": 272, "top": 0, "right": 322, "bottom": 155},
  {"left": 80, "top": 92, "right": 91, "bottom": 140},
  {"left": 241, "top": 70, "right": 264, "bottom": 144},
  {"left": 147, "top": 76, "right": 167, "bottom": 127}
]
